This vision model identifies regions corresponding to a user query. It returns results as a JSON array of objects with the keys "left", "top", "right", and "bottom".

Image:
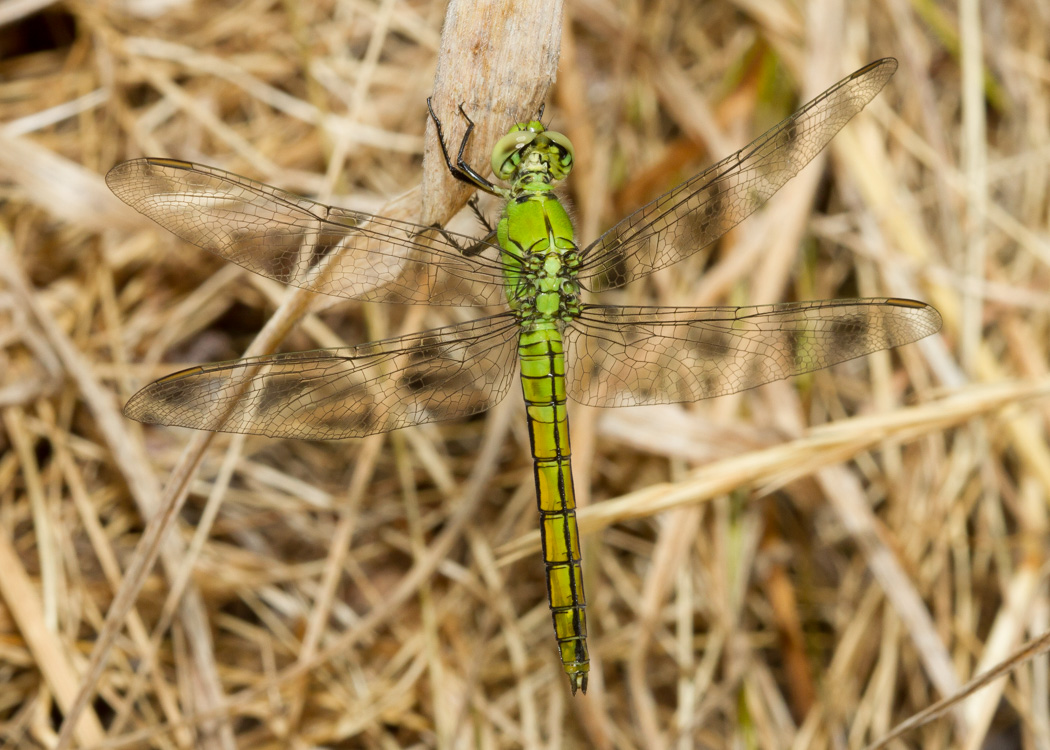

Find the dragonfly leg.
[
  {"left": 426, "top": 97, "right": 502, "bottom": 196},
  {"left": 422, "top": 220, "right": 499, "bottom": 259},
  {"left": 468, "top": 194, "right": 496, "bottom": 234},
  {"left": 463, "top": 230, "right": 499, "bottom": 257}
]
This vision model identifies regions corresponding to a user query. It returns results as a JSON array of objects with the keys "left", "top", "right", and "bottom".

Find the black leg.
[
  {"left": 463, "top": 229, "right": 501, "bottom": 258},
  {"left": 427, "top": 98, "right": 502, "bottom": 196},
  {"left": 422, "top": 219, "right": 505, "bottom": 260},
  {"left": 452, "top": 104, "right": 504, "bottom": 192},
  {"left": 468, "top": 194, "right": 496, "bottom": 234}
]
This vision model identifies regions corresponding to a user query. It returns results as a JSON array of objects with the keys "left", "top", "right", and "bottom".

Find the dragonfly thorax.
[
  {"left": 499, "top": 183, "right": 582, "bottom": 325},
  {"left": 521, "top": 251, "right": 581, "bottom": 321}
]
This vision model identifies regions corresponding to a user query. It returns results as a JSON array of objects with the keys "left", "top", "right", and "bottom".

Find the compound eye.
[
  {"left": 545, "top": 131, "right": 575, "bottom": 166},
  {"left": 491, "top": 130, "right": 538, "bottom": 179},
  {"left": 541, "top": 130, "right": 575, "bottom": 179}
]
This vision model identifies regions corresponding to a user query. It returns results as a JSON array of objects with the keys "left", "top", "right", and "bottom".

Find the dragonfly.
[{"left": 107, "top": 58, "right": 940, "bottom": 695}]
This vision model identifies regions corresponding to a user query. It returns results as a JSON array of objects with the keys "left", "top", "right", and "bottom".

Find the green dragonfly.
[{"left": 107, "top": 58, "right": 940, "bottom": 695}]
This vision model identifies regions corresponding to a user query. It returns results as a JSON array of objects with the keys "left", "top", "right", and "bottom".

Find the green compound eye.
[
  {"left": 491, "top": 129, "right": 538, "bottom": 179},
  {"left": 544, "top": 131, "right": 575, "bottom": 178}
]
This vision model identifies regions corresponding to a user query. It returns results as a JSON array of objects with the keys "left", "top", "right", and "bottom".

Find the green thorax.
[{"left": 490, "top": 119, "right": 582, "bottom": 326}]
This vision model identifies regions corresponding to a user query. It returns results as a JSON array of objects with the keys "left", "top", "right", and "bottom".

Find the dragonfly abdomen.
[{"left": 519, "top": 326, "right": 589, "bottom": 695}]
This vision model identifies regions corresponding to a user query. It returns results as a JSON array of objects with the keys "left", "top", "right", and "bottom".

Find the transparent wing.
[
  {"left": 577, "top": 59, "right": 898, "bottom": 290},
  {"left": 125, "top": 314, "right": 521, "bottom": 439},
  {"left": 107, "top": 158, "right": 508, "bottom": 306},
  {"left": 565, "top": 298, "right": 940, "bottom": 408}
]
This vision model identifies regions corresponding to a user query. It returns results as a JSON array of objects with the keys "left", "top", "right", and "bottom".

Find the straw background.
[{"left": 2, "top": 0, "right": 1050, "bottom": 747}]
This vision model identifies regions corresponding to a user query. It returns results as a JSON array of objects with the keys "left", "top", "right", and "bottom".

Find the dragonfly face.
[
  {"left": 109, "top": 59, "right": 940, "bottom": 696},
  {"left": 491, "top": 121, "right": 575, "bottom": 183}
]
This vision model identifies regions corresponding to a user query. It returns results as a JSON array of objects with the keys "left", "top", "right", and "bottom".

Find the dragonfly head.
[{"left": 491, "top": 120, "right": 575, "bottom": 183}]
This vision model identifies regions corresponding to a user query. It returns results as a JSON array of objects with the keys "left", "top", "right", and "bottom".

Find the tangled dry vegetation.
[{"left": 2, "top": 0, "right": 1050, "bottom": 748}]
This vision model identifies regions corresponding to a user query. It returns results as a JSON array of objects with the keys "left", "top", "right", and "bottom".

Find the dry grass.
[{"left": 2, "top": 0, "right": 1050, "bottom": 747}]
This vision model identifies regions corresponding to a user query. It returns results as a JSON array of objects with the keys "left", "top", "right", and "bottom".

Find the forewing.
[
  {"left": 107, "top": 158, "right": 507, "bottom": 305},
  {"left": 578, "top": 59, "right": 898, "bottom": 290},
  {"left": 125, "top": 314, "right": 521, "bottom": 439},
  {"left": 565, "top": 298, "right": 940, "bottom": 408}
]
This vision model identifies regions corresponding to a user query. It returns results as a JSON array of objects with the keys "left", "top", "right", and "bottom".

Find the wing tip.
[
  {"left": 122, "top": 389, "right": 163, "bottom": 426},
  {"left": 885, "top": 298, "right": 943, "bottom": 338},
  {"left": 856, "top": 57, "right": 899, "bottom": 78},
  {"left": 123, "top": 373, "right": 214, "bottom": 431},
  {"left": 105, "top": 157, "right": 195, "bottom": 193}
]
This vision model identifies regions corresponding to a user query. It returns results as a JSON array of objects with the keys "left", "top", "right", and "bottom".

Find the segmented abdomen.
[{"left": 519, "top": 326, "right": 589, "bottom": 694}]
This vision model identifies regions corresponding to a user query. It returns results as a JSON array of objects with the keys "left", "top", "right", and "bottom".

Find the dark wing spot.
[
  {"left": 783, "top": 328, "right": 808, "bottom": 368},
  {"left": 698, "top": 370, "right": 720, "bottom": 398},
  {"left": 408, "top": 337, "right": 443, "bottom": 363},
  {"left": 828, "top": 313, "right": 874, "bottom": 359},
  {"left": 621, "top": 323, "right": 645, "bottom": 347},
  {"left": 779, "top": 118, "right": 801, "bottom": 151},
  {"left": 307, "top": 229, "right": 345, "bottom": 270},
  {"left": 675, "top": 183, "right": 725, "bottom": 258},
  {"left": 690, "top": 323, "right": 732, "bottom": 358},
  {"left": 400, "top": 370, "right": 439, "bottom": 393},
  {"left": 830, "top": 313, "right": 870, "bottom": 337},
  {"left": 257, "top": 372, "right": 306, "bottom": 415},
  {"left": 316, "top": 400, "right": 378, "bottom": 436},
  {"left": 248, "top": 230, "right": 303, "bottom": 282}
]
